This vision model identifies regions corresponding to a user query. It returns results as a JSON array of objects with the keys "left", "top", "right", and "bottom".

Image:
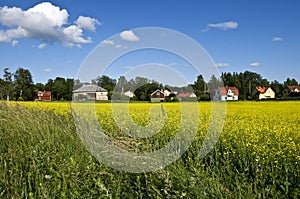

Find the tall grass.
[{"left": 0, "top": 101, "right": 299, "bottom": 198}]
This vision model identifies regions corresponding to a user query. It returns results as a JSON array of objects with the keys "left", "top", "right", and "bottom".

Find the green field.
[{"left": 0, "top": 101, "right": 299, "bottom": 198}]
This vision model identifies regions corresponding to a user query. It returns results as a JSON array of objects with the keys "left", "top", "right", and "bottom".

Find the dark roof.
[{"left": 73, "top": 84, "right": 107, "bottom": 93}]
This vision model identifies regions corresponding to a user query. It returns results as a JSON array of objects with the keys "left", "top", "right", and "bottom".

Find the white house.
[
  {"left": 122, "top": 90, "right": 135, "bottom": 98},
  {"left": 256, "top": 86, "right": 275, "bottom": 100},
  {"left": 73, "top": 84, "right": 108, "bottom": 101},
  {"left": 214, "top": 86, "right": 239, "bottom": 101}
]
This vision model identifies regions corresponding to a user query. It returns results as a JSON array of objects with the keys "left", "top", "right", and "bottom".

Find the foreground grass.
[{"left": 0, "top": 101, "right": 299, "bottom": 198}]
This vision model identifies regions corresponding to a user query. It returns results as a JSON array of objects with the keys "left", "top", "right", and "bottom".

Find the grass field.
[{"left": 0, "top": 101, "right": 299, "bottom": 198}]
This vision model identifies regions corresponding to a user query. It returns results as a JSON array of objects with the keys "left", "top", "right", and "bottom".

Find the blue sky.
[{"left": 0, "top": 0, "right": 299, "bottom": 85}]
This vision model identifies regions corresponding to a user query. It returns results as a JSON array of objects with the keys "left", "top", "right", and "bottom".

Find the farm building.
[
  {"left": 150, "top": 89, "right": 165, "bottom": 102},
  {"left": 36, "top": 91, "right": 52, "bottom": 101},
  {"left": 73, "top": 84, "right": 108, "bottom": 101},
  {"left": 177, "top": 92, "right": 197, "bottom": 101},
  {"left": 256, "top": 86, "right": 275, "bottom": 100},
  {"left": 214, "top": 86, "right": 239, "bottom": 101}
]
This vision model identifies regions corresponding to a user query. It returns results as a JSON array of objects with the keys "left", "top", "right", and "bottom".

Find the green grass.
[{"left": 0, "top": 101, "right": 299, "bottom": 198}]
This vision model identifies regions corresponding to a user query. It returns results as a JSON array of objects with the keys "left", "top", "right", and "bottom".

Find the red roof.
[
  {"left": 177, "top": 92, "right": 195, "bottom": 97},
  {"left": 256, "top": 86, "right": 270, "bottom": 94},
  {"left": 218, "top": 86, "right": 239, "bottom": 96}
]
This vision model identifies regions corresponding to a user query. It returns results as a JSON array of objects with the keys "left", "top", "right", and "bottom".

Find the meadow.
[{"left": 0, "top": 101, "right": 299, "bottom": 198}]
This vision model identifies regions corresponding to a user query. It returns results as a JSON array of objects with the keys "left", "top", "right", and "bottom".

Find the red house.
[{"left": 36, "top": 91, "right": 52, "bottom": 101}]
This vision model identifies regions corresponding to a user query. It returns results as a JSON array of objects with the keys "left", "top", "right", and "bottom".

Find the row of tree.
[
  {"left": 0, "top": 68, "right": 74, "bottom": 101},
  {"left": 0, "top": 67, "right": 299, "bottom": 101}
]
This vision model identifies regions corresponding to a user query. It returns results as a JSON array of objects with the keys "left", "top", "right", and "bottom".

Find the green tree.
[
  {"left": 192, "top": 74, "right": 206, "bottom": 100},
  {"left": 96, "top": 75, "right": 116, "bottom": 99},
  {"left": 2, "top": 68, "right": 15, "bottom": 101},
  {"left": 284, "top": 78, "right": 298, "bottom": 86},
  {"left": 14, "top": 67, "right": 34, "bottom": 101}
]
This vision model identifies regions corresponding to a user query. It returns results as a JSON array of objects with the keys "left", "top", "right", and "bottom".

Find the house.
[
  {"left": 288, "top": 85, "right": 300, "bottom": 93},
  {"left": 177, "top": 92, "right": 197, "bottom": 101},
  {"left": 214, "top": 86, "right": 239, "bottom": 101},
  {"left": 151, "top": 89, "right": 165, "bottom": 102},
  {"left": 256, "top": 86, "right": 275, "bottom": 100},
  {"left": 284, "top": 86, "right": 300, "bottom": 97},
  {"left": 73, "top": 84, "right": 108, "bottom": 101},
  {"left": 36, "top": 91, "right": 52, "bottom": 101},
  {"left": 163, "top": 89, "right": 171, "bottom": 97},
  {"left": 121, "top": 90, "right": 135, "bottom": 98}
]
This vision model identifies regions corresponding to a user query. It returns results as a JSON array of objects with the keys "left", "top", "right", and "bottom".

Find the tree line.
[{"left": 0, "top": 67, "right": 299, "bottom": 101}]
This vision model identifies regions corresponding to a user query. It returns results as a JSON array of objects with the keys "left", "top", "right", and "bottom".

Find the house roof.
[
  {"left": 218, "top": 86, "right": 239, "bottom": 96},
  {"left": 73, "top": 84, "right": 107, "bottom": 93},
  {"left": 256, "top": 86, "right": 272, "bottom": 94},
  {"left": 151, "top": 89, "right": 164, "bottom": 96},
  {"left": 288, "top": 85, "right": 300, "bottom": 92},
  {"left": 37, "top": 91, "right": 51, "bottom": 96},
  {"left": 177, "top": 92, "right": 195, "bottom": 97}
]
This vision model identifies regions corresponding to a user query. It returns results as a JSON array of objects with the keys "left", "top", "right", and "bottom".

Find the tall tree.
[
  {"left": 2, "top": 68, "right": 14, "bottom": 101},
  {"left": 192, "top": 74, "right": 206, "bottom": 100},
  {"left": 14, "top": 67, "right": 34, "bottom": 100}
]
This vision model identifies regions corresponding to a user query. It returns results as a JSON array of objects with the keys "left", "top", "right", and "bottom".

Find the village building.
[
  {"left": 177, "top": 92, "right": 197, "bottom": 101},
  {"left": 150, "top": 89, "right": 165, "bottom": 102},
  {"left": 214, "top": 86, "right": 239, "bottom": 101},
  {"left": 35, "top": 91, "right": 52, "bottom": 101},
  {"left": 73, "top": 84, "right": 108, "bottom": 101},
  {"left": 256, "top": 86, "right": 275, "bottom": 100}
]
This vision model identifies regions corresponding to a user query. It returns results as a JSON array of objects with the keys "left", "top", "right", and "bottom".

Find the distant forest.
[{"left": 0, "top": 67, "right": 299, "bottom": 101}]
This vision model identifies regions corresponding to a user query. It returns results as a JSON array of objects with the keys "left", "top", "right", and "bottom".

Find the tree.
[
  {"left": 207, "top": 75, "right": 223, "bottom": 90},
  {"left": 2, "top": 68, "right": 14, "bottom": 101},
  {"left": 114, "top": 76, "right": 128, "bottom": 92},
  {"left": 14, "top": 67, "right": 34, "bottom": 101},
  {"left": 34, "top": 83, "right": 45, "bottom": 91},
  {"left": 270, "top": 80, "right": 284, "bottom": 98},
  {"left": 284, "top": 78, "right": 298, "bottom": 86},
  {"left": 192, "top": 74, "right": 207, "bottom": 100},
  {"left": 96, "top": 75, "right": 116, "bottom": 99}
]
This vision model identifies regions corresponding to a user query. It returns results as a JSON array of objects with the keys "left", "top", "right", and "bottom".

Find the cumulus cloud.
[
  {"left": 249, "top": 62, "right": 260, "bottom": 67},
  {"left": 101, "top": 39, "right": 114, "bottom": 46},
  {"left": 75, "top": 16, "right": 100, "bottom": 31},
  {"left": 215, "top": 63, "right": 229, "bottom": 68},
  {"left": 120, "top": 30, "right": 140, "bottom": 41},
  {"left": 273, "top": 37, "right": 283, "bottom": 42},
  {"left": 203, "top": 21, "right": 238, "bottom": 31},
  {"left": 38, "top": 43, "right": 46, "bottom": 49},
  {"left": 0, "top": 2, "right": 100, "bottom": 47}
]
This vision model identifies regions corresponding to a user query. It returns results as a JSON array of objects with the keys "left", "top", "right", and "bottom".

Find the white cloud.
[
  {"left": 115, "top": 44, "right": 122, "bottom": 49},
  {"left": 169, "top": 62, "right": 177, "bottom": 67},
  {"left": 0, "top": 2, "right": 100, "bottom": 47},
  {"left": 125, "top": 65, "right": 134, "bottom": 70},
  {"left": 249, "top": 62, "right": 260, "bottom": 67},
  {"left": 215, "top": 63, "right": 229, "bottom": 68},
  {"left": 273, "top": 37, "right": 283, "bottom": 42},
  {"left": 43, "top": 68, "right": 51, "bottom": 72},
  {"left": 120, "top": 30, "right": 140, "bottom": 41},
  {"left": 38, "top": 43, "right": 46, "bottom": 49},
  {"left": 75, "top": 16, "right": 100, "bottom": 31},
  {"left": 204, "top": 21, "right": 238, "bottom": 31},
  {"left": 102, "top": 39, "right": 114, "bottom": 46}
]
